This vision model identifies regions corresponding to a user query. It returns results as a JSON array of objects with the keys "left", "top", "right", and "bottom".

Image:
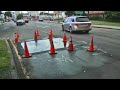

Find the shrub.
[{"left": 17, "top": 14, "right": 23, "bottom": 20}]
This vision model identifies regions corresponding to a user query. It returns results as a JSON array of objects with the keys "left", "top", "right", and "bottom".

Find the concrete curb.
[
  {"left": 92, "top": 25, "right": 120, "bottom": 30},
  {"left": 49, "top": 21, "right": 63, "bottom": 24},
  {"left": 10, "top": 39, "right": 30, "bottom": 79},
  {"left": 5, "top": 38, "right": 18, "bottom": 79}
]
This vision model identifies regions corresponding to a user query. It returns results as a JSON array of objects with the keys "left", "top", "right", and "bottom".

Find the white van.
[{"left": 39, "top": 16, "right": 43, "bottom": 22}]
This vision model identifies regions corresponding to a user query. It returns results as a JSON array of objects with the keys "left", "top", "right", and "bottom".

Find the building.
[
  {"left": 28, "top": 11, "right": 39, "bottom": 20},
  {"left": 39, "top": 12, "right": 53, "bottom": 20},
  {"left": 53, "top": 11, "right": 64, "bottom": 19},
  {"left": 15, "top": 11, "right": 21, "bottom": 16},
  {"left": 22, "top": 12, "right": 30, "bottom": 19},
  {"left": 88, "top": 11, "right": 105, "bottom": 15},
  {"left": 88, "top": 11, "right": 105, "bottom": 19}
]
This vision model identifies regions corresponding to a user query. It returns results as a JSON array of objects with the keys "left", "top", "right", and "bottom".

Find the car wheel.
[
  {"left": 69, "top": 27, "right": 73, "bottom": 33},
  {"left": 85, "top": 31, "right": 89, "bottom": 34},
  {"left": 62, "top": 25, "right": 65, "bottom": 31}
]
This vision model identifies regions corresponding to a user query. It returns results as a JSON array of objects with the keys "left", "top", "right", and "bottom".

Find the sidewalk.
[{"left": 92, "top": 25, "right": 120, "bottom": 30}]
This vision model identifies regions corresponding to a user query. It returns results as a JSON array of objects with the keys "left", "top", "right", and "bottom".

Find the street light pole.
[{"left": 58, "top": 11, "right": 59, "bottom": 23}]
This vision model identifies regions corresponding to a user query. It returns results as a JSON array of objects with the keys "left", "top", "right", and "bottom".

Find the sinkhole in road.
[{"left": 21, "top": 38, "right": 69, "bottom": 54}]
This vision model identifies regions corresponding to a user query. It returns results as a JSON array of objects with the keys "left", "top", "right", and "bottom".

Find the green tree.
[
  {"left": 4, "top": 11, "right": 12, "bottom": 17},
  {"left": 40, "top": 12, "right": 44, "bottom": 15},
  {"left": 105, "top": 11, "right": 120, "bottom": 21},
  {"left": 65, "top": 11, "right": 74, "bottom": 16},
  {"left": 17, "top": 14, "right": 23, "bottom": 20}
]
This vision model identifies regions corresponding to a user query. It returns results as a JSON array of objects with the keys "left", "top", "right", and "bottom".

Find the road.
[
  {"left": 1, "top": 21, "right": 120, "bottom": 78},
  {"left": 1, "top": 21, "right": 120, "bottom": 60}
]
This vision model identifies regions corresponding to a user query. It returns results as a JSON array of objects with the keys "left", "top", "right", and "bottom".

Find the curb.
[
  {"left": 49, "top": 21, "right": 63, "bottom": 24},
  {"left": 6, "top": 38, "right": 18, "bottom": 79},
  {"left": 10, "top": 39, "right": 30, "bottom": 79},
  {"left": 92, "top": 25, "right": 120, "bottom": 30}
]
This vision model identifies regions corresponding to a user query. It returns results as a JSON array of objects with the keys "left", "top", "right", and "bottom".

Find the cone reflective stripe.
[
  {"left": 48, "top": 28, "right": 53, "bottom": 39},
  {"left": 69, "top": 36, "right": 72, "bottom": 42},
  {"left": 34, "top": 30, "right": 37, "bottom": 43},
  {"left": 23, "top": 40, "right": 31, "bottom": 58},
  {"left": 63, "top": 32, "right": 67, "bottom": 47},
  {"left": 68, "top": 36, "right": 74, "bottom": 51},
  {"left": 63, "top": 32, "right": 67, "bottom": 42},
  {"left": 49, "top": 38, "right": 57, "bottom": 54},
  {"left": 88, "top": 36, "right": 94, "bottom": 52},
  {"left": 17, "top": 33, "right": 20, "bottom": 38}
]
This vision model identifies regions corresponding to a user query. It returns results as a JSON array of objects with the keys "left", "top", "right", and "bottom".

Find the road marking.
[
  {"left": 3, "top": 27, "right": 9, "bottom": 29},
  {"left": 82, "top": 41, "right": 88, "bottom": 44},
  {"left": 41, "top": 30, "right": 48, "bottom": 34},
  {"left": 37, "top": 26, "right": 50, "bottom": 28},
  {"left": 10, "top": 39, "right": 30, "bottom": 79}
]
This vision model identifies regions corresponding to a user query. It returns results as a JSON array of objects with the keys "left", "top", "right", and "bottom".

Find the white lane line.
[
  {"left": 82, "top": 41, "right": 88, "bottom": 44},
  {"left": 42, "top": 26, "right": 50, "bottom": 28},
  {"left": 37, "top": 26, "right": 50, "bottom": 28},
  {"left": 3, "top": 27, "right": 9, "bottom": 29},
  {"left": 41, "top": 30, "right": 48, "bottom": 34}
]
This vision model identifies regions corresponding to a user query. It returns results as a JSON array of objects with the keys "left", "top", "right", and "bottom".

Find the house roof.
[{"left": 89, "top": 11, "right": 104, "bottom": 15}]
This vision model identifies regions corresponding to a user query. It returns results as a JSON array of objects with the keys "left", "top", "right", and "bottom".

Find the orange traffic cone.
[
  {"left": 49, "top": 38, "right": 57, "bottom": 54},
  {"left": 15, "top": 33, "right": 18, "bottom": 44},
  {"left": 36, "top": 28, "right": 40, "bottom": 40},
  {"left": 87, "top": 36, "right": 95, "bottom": 52},
  {"left": 23, "top": 40, "right": 32, "bottom": 58},
  {"left": 16, "top": 30, "right": 20, "bottom": 38},
  {"left": 63, "top": 31, "right": 67, "bottom": 47},
  {"left": 34, "top": 30, "right": 37, "bottom": 43},
  {"left": 48, "top": 28, "right": 53, "bottom": 39},
  {"left": 68, "top": 36, "right": 74, "bottom": 51}
]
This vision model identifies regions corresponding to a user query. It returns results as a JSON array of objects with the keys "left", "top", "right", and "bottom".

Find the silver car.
[
  {"left": 16, "top": 19, "right": 25, "bottom": 26},
  {"left": 62, "top": 16, "right": 92, "bottom": 33}
]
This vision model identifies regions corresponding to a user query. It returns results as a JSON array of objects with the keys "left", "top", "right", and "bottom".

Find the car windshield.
[{"left": 76, "top": 17, "right": 89, "bottom": 22}]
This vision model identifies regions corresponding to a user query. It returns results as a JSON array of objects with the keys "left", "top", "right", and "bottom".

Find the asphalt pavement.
[{"left": 0, "top": 21, "right": 120, "bottom": 79}]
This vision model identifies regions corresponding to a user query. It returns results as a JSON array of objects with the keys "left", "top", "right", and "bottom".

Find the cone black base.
[
  {"left": 67, "top": 49, "right": 74, "bottom": 51},
  {"left": 23, "top": 54, "right": 32, "bottom": 58},
  {"left": 87, "top": 49, "right": 96, "bottom": 52},
  {"left": 49, "top": 52, "right": 57, "bottom": 54}
]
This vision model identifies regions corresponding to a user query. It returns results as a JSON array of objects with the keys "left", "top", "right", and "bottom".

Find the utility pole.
[
  {"left": 58, "top": 11, "right": 59, "bottom": 23},
  {"left": 88, "top": 11, "right": 89, "bottom": 19}
]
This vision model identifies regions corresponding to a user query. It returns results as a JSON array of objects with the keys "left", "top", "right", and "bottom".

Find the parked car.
[
  {"left": 16, "top": 19, "right": 25, "bottom": 26},
  {"left": 24, "top": 19, "right": 29, "bottom": 23},
  {"left": 62, "top": 16, "right": 92, "bottom": 33},
  {"left": 39, "top": 17, "right": 43, "bottom": 22}
]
